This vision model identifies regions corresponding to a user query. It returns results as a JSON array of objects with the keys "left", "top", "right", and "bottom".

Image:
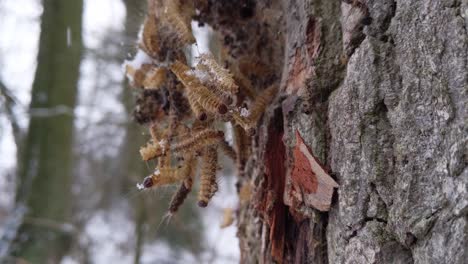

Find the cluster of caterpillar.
[{"left": 125, "top": 0, "right": 278, "bottom": 214}]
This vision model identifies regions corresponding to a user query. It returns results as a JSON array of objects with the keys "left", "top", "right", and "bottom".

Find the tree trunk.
[
  {"left": 13, "top": 0, "right": 83, "bottom": 262},
  {"left": 197, "top": 0, "right": 467, "bottom": 263},
  {"left": 119, "top": 2, "right": 149, "bottom": 263}
]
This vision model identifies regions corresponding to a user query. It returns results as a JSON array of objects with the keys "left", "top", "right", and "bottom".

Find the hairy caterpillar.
[
  {"left": 193, "top": 83, "right": 229, "bottom": 114},
  {"left": 148, "top": 124, "right": 172, "bottom": 167},
  {"left": 198, "top": 53, "right": 239, "bottom": 95},
  {"left": 139, "top": 157, "right": 194, "bottom": 189},
  {"left": 246, "top": 84, "right": 278, "bottom": 124},
  {"left": 233, "top": 72, "right": 257, "bottom": 99},
  {"left": 220, "top": 207, "right": 235, "bottom": 228},
  {"left": 142, "top": 66, "right": 167, "bottom": 89},
  {"left": 139, "top": 168, "right": 183, "bottom": 189},
  {"left": 186, "top": 88, "right": 208, "bottom": 121},
  {"left": 233, "top": 124, "right": 251, "bottom": 178},
  {"left": 141, "top": 15, "right": 164, "bottom": 59},
  {"left": 144, "top": 0, "right": 195, "bottom": 60},
  {"left": 168, "top": 181, "right": 192, "bottom": 214},
  {"left": 125, "top": 63, "right": 167, "bottom": 90},
  {"left": 170, "top": 61, "right": 228, "bottom": 114},
  {"left": 128, "top": 0, "right": 281, "bottom": 213},
  {"left": 140, "top": 141, "right": 164, "bottom": 161},
  {"left": 171, "top": 129, "right": 224, "bottom": 155},
  {"left": 160, "top": 0, "right": 196, "bottom": 45},
  {"left": 230, "top": 85, "right": 278, "bottom": 135},
  {"left": 198, "top": 146, "right": 218, "bottom": 207},
  {"left": 195, "top": 64, "right": 234, "bottom": 106},
  {"left": 231, "top": 111, "right": 256, "bottom": 136},
  {"left": 167, "top": 154, "right": 196, "bottom": 213},
  {"left": 219, "top": 139, "right": 237, "bottom": 161}
]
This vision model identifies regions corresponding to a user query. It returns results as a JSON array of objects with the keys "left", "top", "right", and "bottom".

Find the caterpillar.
[
  {"left": 141, "top": 15, "right": 164, "bottom": 59},
  {"left": 233, "top": 72, "right": 257, "bottom": 100},
  {"left": 145, "top": 0, "right": 195, "bottom": 55},
  {"left": 220, "top": 207, "right": 235, "bottom": 228},
  {"left": 125, "top": 64, "right": 152, "bottom": 88},
  {"left": 198, "top": 146, "right": 218, "bottom": 207},
  {"left": 138, "top": 169, "right": 182, "bottom": 189},
  {"left": 171, "top": 128, "right": 224, "bottom": 155},
  {"left": 230, "top": 85, "right": 278, "bottom": 135},
  {"left": 195, "top": 64, "right": 234, "bottom": 106},
  {"left": 198, "top": 53, "right": 239, "bottom": 95},
  {"left": 170, "top": 61, "right": 228, "bottom": 114},
  {"left": 219, "top": 139, "right": 237, "bottom": 161},
  {"left": 128, "top": 0, "right": 281, "bottom": 213},
  {"left": 142, "top": 66, "right": 167, "bottom": 89},
  {"left": 193, "top": 83, "right": 229, "bottom": 115},
  {"left": 148, "top": 125, "right": 172, "bottom": 167},
  {"left": 231, "top": 111, "right": 256, "bottom": 136},
  {"left": 175, "top": 0, "right": 195, "bottom": 26},
  {"left": 167, "top": 154, "right": 196, "bottom": 214},
  {"left": 233, "top": 124, "right": 251, "bottom": 178},
  {"left": 140, "top": 158, "right": 195, "bottom": 189},
  {"left": 160, "top": 0, "right": 196, "bottom": 45},
  {"left": 140, "top": 141, "right": 164, "bottom": 161},
  {"left": 247, "top": 84, "right": 278, "bottom": 124},
  {"left": 186, "top": 88, "right": 208, "bottom": 121},
  {"left": 168, "top": 181, "right": 192, "bottom": 214}
]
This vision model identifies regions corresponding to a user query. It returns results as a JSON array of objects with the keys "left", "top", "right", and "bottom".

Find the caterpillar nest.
[{"left": 126, "top": 0, "right": 278, "bottom": 213}]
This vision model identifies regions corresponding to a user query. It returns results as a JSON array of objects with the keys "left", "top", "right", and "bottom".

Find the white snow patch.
[
  {"left": 159, "top": 139, "right": 168, "bottom": 152},
  {"left": 240, "top": 107, "right": 250, "bottom": 117},
  {"left": 154, "top": 168, "right": 161, "bottom": 176},
  {"left": 66, "top": 27, "right": 72, "bottom": 47},
  {"left": 193, "top": 68, "right": 210, "bottom": 82},
  {"left": 125, "top": 49, "right": 152, "bottom": 70}
]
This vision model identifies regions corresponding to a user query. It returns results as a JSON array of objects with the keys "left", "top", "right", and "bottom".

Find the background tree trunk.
[
  {"left": 13, "top": 0, "right": 83, "bottom": 262},
  {"left": 198, "top": 0, "right": 467, "bottom": 263}
]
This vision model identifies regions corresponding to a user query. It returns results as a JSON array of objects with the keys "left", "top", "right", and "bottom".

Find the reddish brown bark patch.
[
  {"left": 291, "top": 140, "right": 318, "bottom": 193},
  {"left": 285, "top": 18, "right": 321, "bottom": 96},
  {"left": 285, "top": 49, "right": 312, "bottom": 95},
  {"left": 285, "top": 130, "right": 339, "bottom": 213},
  {"left": 257, "top": 108, "right": 287, "bottom": 263}
]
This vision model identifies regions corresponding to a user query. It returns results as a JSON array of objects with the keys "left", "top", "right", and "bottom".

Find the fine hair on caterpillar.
[
  {"left": 168, "top": 181, "right": 191, "bottom": 214},
  {"left": 160, "top": 0, "right": 195, "bottom": 45},
  {"left": 170, "top": 128, "right": 225, "bottom": 155},
  {"left": 197, "top": 146, "right": 218, "bottom": 207},
  {"left": 170, "top": 61, "right": 228, "bottom": 115},
  {"left": 126, "top": 0, "right": 282, "bottom": 214},
  {"left": 185, "top": 88, "right": 208, "bottom": 121},
  {"left": 142, "top": 0, "right": 195, "bottom": 60},
  {"left": 197, "top": 53, "right": 239, "bottom": 95},
  {"left": 219, "top": 140, "right": 237, "bottom": 161}
]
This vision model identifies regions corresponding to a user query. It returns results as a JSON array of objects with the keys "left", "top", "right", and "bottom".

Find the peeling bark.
[{"left": 198, "top": 0, "right": 467, "bottom": 263}]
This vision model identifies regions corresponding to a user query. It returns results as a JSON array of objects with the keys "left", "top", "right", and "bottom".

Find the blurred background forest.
[{"left": 0, "top": 0, "right": 239, "bottom": 263}]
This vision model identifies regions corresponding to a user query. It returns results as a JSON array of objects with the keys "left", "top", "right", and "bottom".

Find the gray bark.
[
  {"left": 328, "top": 0, "right": 467, "bottom": 263},
  {"left": 200, "top": 0, "right": 467, "bottom": 263}
]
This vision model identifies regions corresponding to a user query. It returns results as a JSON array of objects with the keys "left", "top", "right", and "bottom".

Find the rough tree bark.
[{"left": 197, "top": 0, "right": 467, "bottom": 263}]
